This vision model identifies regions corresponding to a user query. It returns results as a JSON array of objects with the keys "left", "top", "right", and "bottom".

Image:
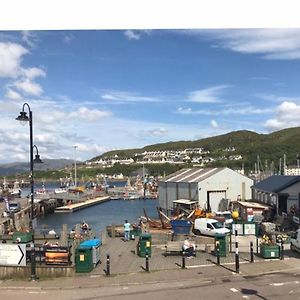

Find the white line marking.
[
  {"left": 230, "top": 288, "right": 239, "bottom": 293},
  {"left": 242, "top": 296, "right": 250, "bottom": 299},
  {"left": 270, "top": 281, "right": 299, "bottom": 287}
]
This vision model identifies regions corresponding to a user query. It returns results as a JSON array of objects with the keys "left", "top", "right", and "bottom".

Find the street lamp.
[
  {"left": 16, "top": 103, "right": 42, "bottom": 281},
  {"left": 73, "top": 145, "right": 78, "bottom": 187}
]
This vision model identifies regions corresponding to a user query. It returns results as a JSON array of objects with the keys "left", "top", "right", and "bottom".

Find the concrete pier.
[{"left": 54, "top": 196, "right": 110, "bottom": 213}]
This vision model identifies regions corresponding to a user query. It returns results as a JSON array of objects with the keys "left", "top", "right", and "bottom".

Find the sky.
[{"left": 1, "top": 4, "right": 300, "bottom": 163}]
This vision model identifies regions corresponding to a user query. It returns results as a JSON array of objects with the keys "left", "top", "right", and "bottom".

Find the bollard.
[
  {"left": 256, "top": 237, "right": 259, "bottom": 254},
  {"left": 145, "top": 250, "right": 149, "bottom": 272},
  {"left": 250, "top": 241, "right": 254, "bottom": 263},
  {"left": 235, "top": 229, "right": 239, "bottom": 273},
  {"left": 30, "top": 242, "right": 37, "bottom": 281},
  {"left": 280, "top": 240, "right": 284, "bottom": 260},
  {"left": 216, "top": 243, "right": 220, "bottom": 265},
  {"left": 106, "top": 254, "right": 110, "bottom": 276},
  {"left": 182, "top": 251, "right": 186, "bottom": 269}
]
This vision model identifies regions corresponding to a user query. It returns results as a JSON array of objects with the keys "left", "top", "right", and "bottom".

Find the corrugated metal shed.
[
  {"left": 161, "top": 167, "right": 223, "bottom": 183},
  {"left": 252, "top": 175, "right": 300, "bottom": 193}
]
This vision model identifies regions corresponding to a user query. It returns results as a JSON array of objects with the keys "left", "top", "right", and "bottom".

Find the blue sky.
[{"left": 1, "top": 29, "right": 300, "bottom": 163}]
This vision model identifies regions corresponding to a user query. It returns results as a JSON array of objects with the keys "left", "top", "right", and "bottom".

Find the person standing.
[{"left": 124, "top": 220, "right": 131, "bottom": 241}]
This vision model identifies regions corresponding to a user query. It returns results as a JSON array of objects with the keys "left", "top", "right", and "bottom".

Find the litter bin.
[
  {"left": 75, "top": 247, "right": 93, "bottom": 273},
  {"left": 80, "top": 239, "right": 102, "bottom": 267},
  {"left": 13, "top": 231, "right": 33, "bottom": 243},
  {"left": 214, "top": 233, "right": 229, "bottom": 257},
  {"left": 130, "top": 228, "right": 141, "bottom": 240},
  {"left": 260, "top": 244, "right": 280, "bottom": 258},
  {"left": 137, "top": 233, "right": 152, "bottom": 257}
]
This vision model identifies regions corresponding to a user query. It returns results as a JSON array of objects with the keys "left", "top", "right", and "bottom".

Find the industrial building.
[
  {"left": 252, "top": 175, "right": 300, "bottom": 217},
  {"left": 158, "top": 167, "right": 253, "bottom": 212}
]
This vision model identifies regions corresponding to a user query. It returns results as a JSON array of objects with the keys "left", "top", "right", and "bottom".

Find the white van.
[
  {"left": 193, "top": 218, "right": 230, "bottom": 236},
  {"left": 215, "top": 211, "right": 233, "bottom": 226}
]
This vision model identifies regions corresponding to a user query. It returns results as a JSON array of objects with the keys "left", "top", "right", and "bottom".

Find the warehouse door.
[{"left": 207, "top": 190, "right": 227, "bottom": 212}]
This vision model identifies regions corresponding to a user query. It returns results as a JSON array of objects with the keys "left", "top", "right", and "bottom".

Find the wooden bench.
[{"left": 164, "top": 241, "right": 197, "bottom": 256}]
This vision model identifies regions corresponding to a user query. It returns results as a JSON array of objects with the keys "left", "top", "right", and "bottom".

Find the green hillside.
[{"left": 91, "top": 127, "right": 300, "bottom": 171}]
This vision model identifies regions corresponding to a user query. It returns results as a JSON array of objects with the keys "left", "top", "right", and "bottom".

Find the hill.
[
  {"left": 0, "top": 159, "right": 74, "bottom": 176},
  {"left": 91, "top": 127, "right": 300, "bottom": 170}
]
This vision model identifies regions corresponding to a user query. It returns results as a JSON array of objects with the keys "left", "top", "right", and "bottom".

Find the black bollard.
[
  {"left": 145, "top": 250, "right": 149, "bottom": 272},
  {"left": 256, "top": 237, "right": 259, "bottom": 254},
  {"left": 182, "top": 251, "right": 186, "bottom": 269},
  {"left": 235, "top": 229, "right": 239, "bottom": 273},
  {"left": 216, "top": 243, "right": 220, "bottom": 265},
  {"left": 106, "top": 254, "right": 110, "bottom": 276},
  {"left": 280, "top": 240, "right": 284, "bottom": 260},
  {"left": 250, "top": 241, "right": 254, "bottom": 263}
]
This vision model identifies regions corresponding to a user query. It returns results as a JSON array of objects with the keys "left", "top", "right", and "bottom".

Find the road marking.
[
  {"left": 242, "top": 296, "right": 250, "bottom": 299},
  {"left": 270, "top": 281, "right": 299, "bottom": 287},
  {"left": 123, "top": 287, "right": 129, "bottom": 290},
  {"left": 230, "top": 288, "right": 239, "bottom": 293}
]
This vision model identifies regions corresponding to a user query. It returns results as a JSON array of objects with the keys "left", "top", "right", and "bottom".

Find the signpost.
[{"left": 0, "top": 244, "right": 26, "bottom": 266}]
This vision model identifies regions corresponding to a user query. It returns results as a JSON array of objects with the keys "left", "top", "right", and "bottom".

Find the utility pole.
[{"left": 73, "top": 145, "right": 78, "bottom": 187}]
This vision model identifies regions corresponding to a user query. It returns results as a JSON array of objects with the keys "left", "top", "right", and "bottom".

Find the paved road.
[{"left": 1, "top": 271, "right": 299, "bottom": 300}]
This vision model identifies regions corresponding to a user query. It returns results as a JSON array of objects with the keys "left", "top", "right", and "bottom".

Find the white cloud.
[
  {"left": 14, "top": 78, "right": 43, "bottom": 96},
  {"left": 187, "top": 85, "right": 229, "bottom": 103},
  {"left": 21, "top": 31, "right": 38, "bottom": 48},
  {"left": 5, "top": 88, "right": 22, "bottom": 100},
  {"left": 63, "top": 33, "right": 75, "bottom": 44},
  {"left": 138, "top": 127, "right": 168, "bottom": 138},
  {"left": 265, "top": 101, "right": 300, "bottom": 131},
  {"left": 211, "top": 120, "right": 218, "bottom": 128},
  {"left": 101, "top": 90, "right": 160, "bottom": 103},
  {"left": 177, "top": 105, "right": 271, "bottom": 116},
  {"left": 68, "top": 107, "right": 112, "bottom": 121},
  {"left": 0, "top": 42, "right": 28, "bottom": 77},
  {"left": 257, "top": 94, "right": 300, "bottom": 103},
  {"left": 193, "top": 29, "right": 300, "bottom": 60},
  {"left": 22, "top": 67, "right": 46, "bottom": 79},
  {"left": 124, "top": 30, "right": 140, "bottom": 40}
]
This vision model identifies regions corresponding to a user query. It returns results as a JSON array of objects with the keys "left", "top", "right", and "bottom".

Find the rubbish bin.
[
  {"left": 80, "top": 239, "right": 102, "bottom": 267},
  {"left": 13, "top": 231, "right": 33, "bottom": 243},
  {"left": 130, "top": 228, "right": 141, "bottom": 240},
  {"left": 75, "top": 247, "right": 93, "bottom": 273},
  {"left": 137, "top": 234, "right": 152, "bottom": 257},
  {"left": 214, "top": 233, "right": 229, "bottom": 257},
  {"left": 260, "top": 244, "right": 280, "bottom": 258}
]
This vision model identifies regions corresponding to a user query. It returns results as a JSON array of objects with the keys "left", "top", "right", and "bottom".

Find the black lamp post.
[{"left": 16, "top": 103, "right": 42, "bottom": 281}]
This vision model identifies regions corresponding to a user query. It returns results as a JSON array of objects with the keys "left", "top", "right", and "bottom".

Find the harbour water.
[
  {"left": 37, "top": 198, "right": 159, "bottom": 235},
  {"left": 22, "top": 181, "right": 159, "bottom": 235}
]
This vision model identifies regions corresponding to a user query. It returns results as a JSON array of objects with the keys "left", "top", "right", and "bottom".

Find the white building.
[{"left": 159, "top": 167, "right": 253, "bottom": 212}]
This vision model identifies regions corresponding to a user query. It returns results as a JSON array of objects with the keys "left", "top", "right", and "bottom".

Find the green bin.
[
  {"left": 75, "top": 247, "right": 93, "bottom": 273},
  {"left": 260, "top": 244, "right": 280, "bottom": 259},
  {"left": 214, "top": 234, "right": 229, "bottom": 257},
  {"left": 137, "top": 233, "right": 152, "bottom": 257},
  {"left": 12, "top": 231, "right": 33, "bottom": 243},
  {"left": 130, "top": 228, "right": 141, "bottom": 240}
]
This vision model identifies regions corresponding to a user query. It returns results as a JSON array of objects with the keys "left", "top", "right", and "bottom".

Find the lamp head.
[
  {"left": 16, "top": 111, "right": 29, "bottom": 124},
  {"left": 33, "top": 154, "right": 43, "bottom": 164}
]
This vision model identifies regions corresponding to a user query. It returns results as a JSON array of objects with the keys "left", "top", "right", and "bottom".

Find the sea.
[{"left": 21, "top": 181, "right": 159, "bottom": 235}]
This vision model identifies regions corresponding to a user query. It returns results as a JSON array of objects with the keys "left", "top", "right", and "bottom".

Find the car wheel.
[
  {"left": 193, "top": 229, "right": 201, "bottom": 236},
  {"left": 291, "top": 243, "right": 295, "bottom": 251}
]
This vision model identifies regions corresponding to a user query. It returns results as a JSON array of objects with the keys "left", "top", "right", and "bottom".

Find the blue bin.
[
  {"left": 79, "top": 239, "right": 102, "bottom": 266},
  {"left": 170, "top": 220, "right": 192, "bottom": 235}
]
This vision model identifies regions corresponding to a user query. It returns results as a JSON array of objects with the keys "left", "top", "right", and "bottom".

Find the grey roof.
[
  {"left": 252, "top": 175, "right": 300, "bottom": 193},
  {"left": 160, "top": 167, "right": 224, "bottom": 183}
]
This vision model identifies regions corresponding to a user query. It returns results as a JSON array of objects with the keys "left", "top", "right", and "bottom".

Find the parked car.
[
  {"left": 193, "top": 218, "right": 230, "bottom": 236},
  {"left": 6, "top": 202, "right": 21, "bottom": 213},
  {"left": 290, "top": 229, "right": 300, "bottom": 253}
]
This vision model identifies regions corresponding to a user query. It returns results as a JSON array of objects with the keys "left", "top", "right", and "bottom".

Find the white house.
[{"left": 159, "top": 167, "right": 253, "bottom": 212}]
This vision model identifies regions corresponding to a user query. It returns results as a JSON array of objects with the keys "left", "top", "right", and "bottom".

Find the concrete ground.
[{"left": 0, "top": 234, "right": 299, "bottom": 292}]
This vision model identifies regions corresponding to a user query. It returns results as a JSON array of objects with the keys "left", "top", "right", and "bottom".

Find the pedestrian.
[
  {"left": 182, "top": 239, "right": 196, "bottom": 258},
  {"left": 124, "top": 220, "right": 131, "bottom": 241}
]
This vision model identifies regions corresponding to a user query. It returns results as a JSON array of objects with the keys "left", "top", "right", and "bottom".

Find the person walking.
[{"left": 124, "top": 220, "right": 131, "bottom": 241}]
